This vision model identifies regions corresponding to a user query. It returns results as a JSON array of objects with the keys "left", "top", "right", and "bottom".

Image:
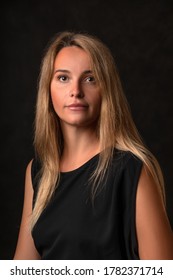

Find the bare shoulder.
[
  {"left": 13, "top": 159, "right": 40, "bottom": 259},
  {"left": 136, "top": 165, "right": 173, "bottom": 260}
]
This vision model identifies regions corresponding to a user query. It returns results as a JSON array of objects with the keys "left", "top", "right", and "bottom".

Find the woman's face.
[{"left": 50, "top": 46, "right": 101, "bottom": 130}]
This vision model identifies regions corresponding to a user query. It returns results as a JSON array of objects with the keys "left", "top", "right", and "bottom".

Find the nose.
[{"left": 69, "top": 81, "right": 84, "bottom": 98}]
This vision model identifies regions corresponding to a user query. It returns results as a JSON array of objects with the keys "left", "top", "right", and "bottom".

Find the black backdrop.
[{"left": 1, "top": 0, "right": 173, "bottom": 259}]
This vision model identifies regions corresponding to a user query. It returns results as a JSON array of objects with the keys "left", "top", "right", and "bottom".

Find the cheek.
[
  {"left": 50, "top": 82, "right": 68, "bottom": 104},
  {"left": 50, "top": 86, "right": 62, "bottom": 114}
]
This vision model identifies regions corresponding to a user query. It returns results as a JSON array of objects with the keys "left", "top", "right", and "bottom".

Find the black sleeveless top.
[{"left": 31, "top": 150, "right": 143, "bottom": 260}]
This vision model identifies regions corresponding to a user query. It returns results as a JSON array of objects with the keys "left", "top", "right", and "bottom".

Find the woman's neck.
[{"left": 60, "top": 125, "right": 100, "bottom": 172}]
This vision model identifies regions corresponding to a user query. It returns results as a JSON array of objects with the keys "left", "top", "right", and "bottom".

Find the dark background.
[{"left": 1, "top": 0, "right": 173, "bottom": 259}]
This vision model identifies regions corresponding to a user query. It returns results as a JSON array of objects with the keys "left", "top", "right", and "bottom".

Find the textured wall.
[{"left": 1, "top": 0, "right": 173, "bottom": 259}]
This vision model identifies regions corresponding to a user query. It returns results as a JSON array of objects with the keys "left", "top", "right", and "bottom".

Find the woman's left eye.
[{"left": 84, "top": 76, "right": 96, "bottom": 83}]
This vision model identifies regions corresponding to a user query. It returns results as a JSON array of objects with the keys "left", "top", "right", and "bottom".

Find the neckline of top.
[{"left": 60, "top": 152, "right": 100, "bottom": 175}]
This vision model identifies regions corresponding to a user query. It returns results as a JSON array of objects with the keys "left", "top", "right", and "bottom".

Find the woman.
[{"left": 14, "top": 31, "right": 173, "bottom": 260}]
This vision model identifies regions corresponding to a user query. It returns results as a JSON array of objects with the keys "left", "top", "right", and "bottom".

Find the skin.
[
  {"left": 136, "top": 167, "right": 173, "bottom": 259},
  {"left": 13, "top": 46, "right": 173, "bottom": 259}
]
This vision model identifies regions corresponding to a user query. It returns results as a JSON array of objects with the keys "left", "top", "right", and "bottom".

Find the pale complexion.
[{"left": 13, "top": 46, "right": 173, "bottom": 259}]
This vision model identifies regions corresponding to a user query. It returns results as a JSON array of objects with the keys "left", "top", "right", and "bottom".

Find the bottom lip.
[{"left": 67, "top": 105, "right": 88, "bottom": 110}]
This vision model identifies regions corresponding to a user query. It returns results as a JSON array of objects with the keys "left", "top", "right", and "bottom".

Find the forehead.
[{"left": 54, "top": 46, "right": 91, "bottom": 69}]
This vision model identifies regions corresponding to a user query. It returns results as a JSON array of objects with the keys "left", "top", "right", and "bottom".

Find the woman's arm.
[
  {"left": 136, "top": 166, "right": 173, "bottom": 259},
  {"left": 13, "top": 160, "right": 40, "bottom": 259}
]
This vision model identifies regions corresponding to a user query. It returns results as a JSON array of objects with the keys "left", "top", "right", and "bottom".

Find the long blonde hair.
[{"left": 32, "top": 31, "right": 165, "bottom": 227}]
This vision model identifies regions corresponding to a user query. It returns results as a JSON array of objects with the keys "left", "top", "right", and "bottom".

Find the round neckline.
[{"left": 60, "top": 152, "right": 100, "bottom": 175}]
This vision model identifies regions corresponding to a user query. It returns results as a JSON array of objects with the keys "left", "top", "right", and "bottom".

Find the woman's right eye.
[{"left": 57, "top": 75, "right": 69, "bottom": 82}]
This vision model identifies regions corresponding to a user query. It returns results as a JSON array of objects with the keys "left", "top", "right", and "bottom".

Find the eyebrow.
[{"left": 54, "top": 69, "right": 93, "bottom": 75}]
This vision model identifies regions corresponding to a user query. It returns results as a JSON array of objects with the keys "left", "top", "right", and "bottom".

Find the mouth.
[{"left": 66, "top": 103, "right": 89, "bottom": 110}]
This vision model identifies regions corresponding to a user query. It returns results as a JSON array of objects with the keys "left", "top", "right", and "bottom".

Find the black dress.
[{"left": 31, "top": 150, "right": 143, "bottom": 260}]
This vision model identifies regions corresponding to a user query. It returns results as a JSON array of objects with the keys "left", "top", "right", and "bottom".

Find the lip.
[{"left": 66, "top": 103, "right": 89, "bottom": 110}]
